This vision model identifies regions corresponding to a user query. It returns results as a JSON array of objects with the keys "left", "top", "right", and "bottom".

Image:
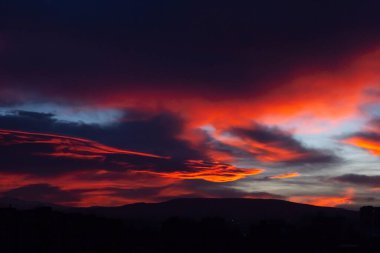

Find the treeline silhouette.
[{"left": 0, "top": 204, "right": 379, "bottom": 253}]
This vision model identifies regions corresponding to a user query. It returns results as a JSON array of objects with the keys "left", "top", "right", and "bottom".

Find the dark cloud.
[
  {"left": 370, "top": 118, "right": 380, "bottom": 128},
  {"left": 1, "top": 0, "right": 380, "bottom": 102},
  {"left": 0, "top": 128, "right": 196, "bottom": 176},
  {"left": 352, "top": 196, "right": 378, "bottom": 203},
  {"left": 227, "top": 124, "right": 339, "bottom": 164},
  {"left": 332, "top": 174, "right": 380, "bottom": 187},
  {"left": 110, "top": 187, "right": 167, "bottom": 200},
  {"left": 1, "top": 184, "right": 81, "bottom": 204},
  {"left": 0, "top": 111, "right": 263, "bottom": 181},
  {"left": 351, "top": 132, "right": 380, "bottom": 142},
  {"left": 0, "top": 109, "right": 338, "bottom": 183},
  {"left": 0, "top": 110, "right": 203, "bottom": 160},
  {"left": 0, "top": 134, "right": 104, "bottom": 175}
]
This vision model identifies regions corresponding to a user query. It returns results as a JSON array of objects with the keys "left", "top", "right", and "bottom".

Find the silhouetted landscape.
[{"left": 1, "top": 198, "right": 380, "bottom": 253}]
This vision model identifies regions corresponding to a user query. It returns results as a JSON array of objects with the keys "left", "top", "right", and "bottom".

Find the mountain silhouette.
[
  {"left": 75, "top": 198, "right": 358, "bottom": 222},
  {"left": 0, "top": 197, "right": 358, "bottom": 222}
]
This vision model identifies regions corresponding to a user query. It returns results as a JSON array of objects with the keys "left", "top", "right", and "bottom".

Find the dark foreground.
[{"left": 0, "top": 198, "right": 379, "bottom": 253}]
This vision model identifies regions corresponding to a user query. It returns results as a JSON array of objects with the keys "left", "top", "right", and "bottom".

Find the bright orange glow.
[
  {"left": 89, "top": 48, "right": 380, "bottom": 134},
  {"left": 154, "top": 160, "right": 264, "bottom": 182},
  {"left": 288, "top": 189, "right": 354, "bottom": 207},
  {"left": 270, "top": 172, "right": 300, "bottom": 179},
  {"left": 344, "top": 137, "right": 380, "bottom": 156}
]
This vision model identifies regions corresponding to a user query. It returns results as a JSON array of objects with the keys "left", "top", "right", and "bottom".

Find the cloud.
[
  {"left": 270, "top": 172, "right": 301, "bottom": 179},
  {"left": 288, "top": 189, "right": 354, "bottom": 207},
  {"left": 0, "top": 0, "right": 379, "bottom": 124},
  {"left": 1, "top": 1, "right": 380, "bottom": 207},
  {"left": 0, "top": 110, "right": 337, "bottom": 190},
  {"left": 0, "top": 172, "right": 282, "bottom": 207},
  {"left": 0, "top": 169, "right": 185, "bottom": 206},
  {"left": 332, "top": 174, "right": 380, "bottom": 187},
  {"left": 1, "top": 184, "right": 81, "bottom": 205},
  {"left": 0, "top": 129, "right": 262, "bottom": 182},
  {"left": 220, "top": 124, "right": 339, "bottom": 165},
  {"left": 153, "top": 160, "right": 263, "bottom": 183},
  {"left": 0, "top": 110, "right": 203, "bottom": 160},
  {"left": 0, "top": 110, "right": 262, "bottom": 180},
  {"left": 343, "top": 116, "right": 380, "bottom": 156}
]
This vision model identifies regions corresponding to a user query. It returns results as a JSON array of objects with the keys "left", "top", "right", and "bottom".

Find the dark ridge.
[
  {"left": 76, "top": 198, "right": 358, "bottom": 222},
  {"left": 0, "top": 196, "right": 358, "bottom": 222}
]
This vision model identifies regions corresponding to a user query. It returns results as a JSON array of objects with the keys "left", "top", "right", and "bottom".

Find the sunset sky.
[{"left": 1, "top": 0, "right": 380, "bottom": 208}]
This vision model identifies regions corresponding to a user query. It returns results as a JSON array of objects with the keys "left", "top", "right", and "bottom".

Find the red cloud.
[{"left": 76, "top": 48, "right": 380, "bottom": 132}]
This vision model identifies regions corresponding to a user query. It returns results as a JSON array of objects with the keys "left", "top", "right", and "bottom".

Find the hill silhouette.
[
  {"left": 76, "top": 198, "right": 357, "bottom": 223},
  {"left": 0, "top": 197, "right": 357, "bottom": 221}
]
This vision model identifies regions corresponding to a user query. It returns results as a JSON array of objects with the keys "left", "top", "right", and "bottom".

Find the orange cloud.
[
  {"left": 270, "top": 172, "right": 300, "bottom": 179},
  {"left": 154, "top": 160, "right": 264, "bottom": 183},
  {"left": 288, "top": 189, "right": 354, "bottom": 207},
  {"left": 344, "top": 136, "right": 380, "bottom": 156}
]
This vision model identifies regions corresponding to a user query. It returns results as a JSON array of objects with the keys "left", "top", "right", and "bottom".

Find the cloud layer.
[{"left": 1, "top": 1, "right": 380, "bottom": 207}]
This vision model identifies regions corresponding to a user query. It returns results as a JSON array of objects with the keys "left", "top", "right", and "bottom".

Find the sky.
[{"left": 1, "top": 0, "right": 380, "bottom": 208}]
